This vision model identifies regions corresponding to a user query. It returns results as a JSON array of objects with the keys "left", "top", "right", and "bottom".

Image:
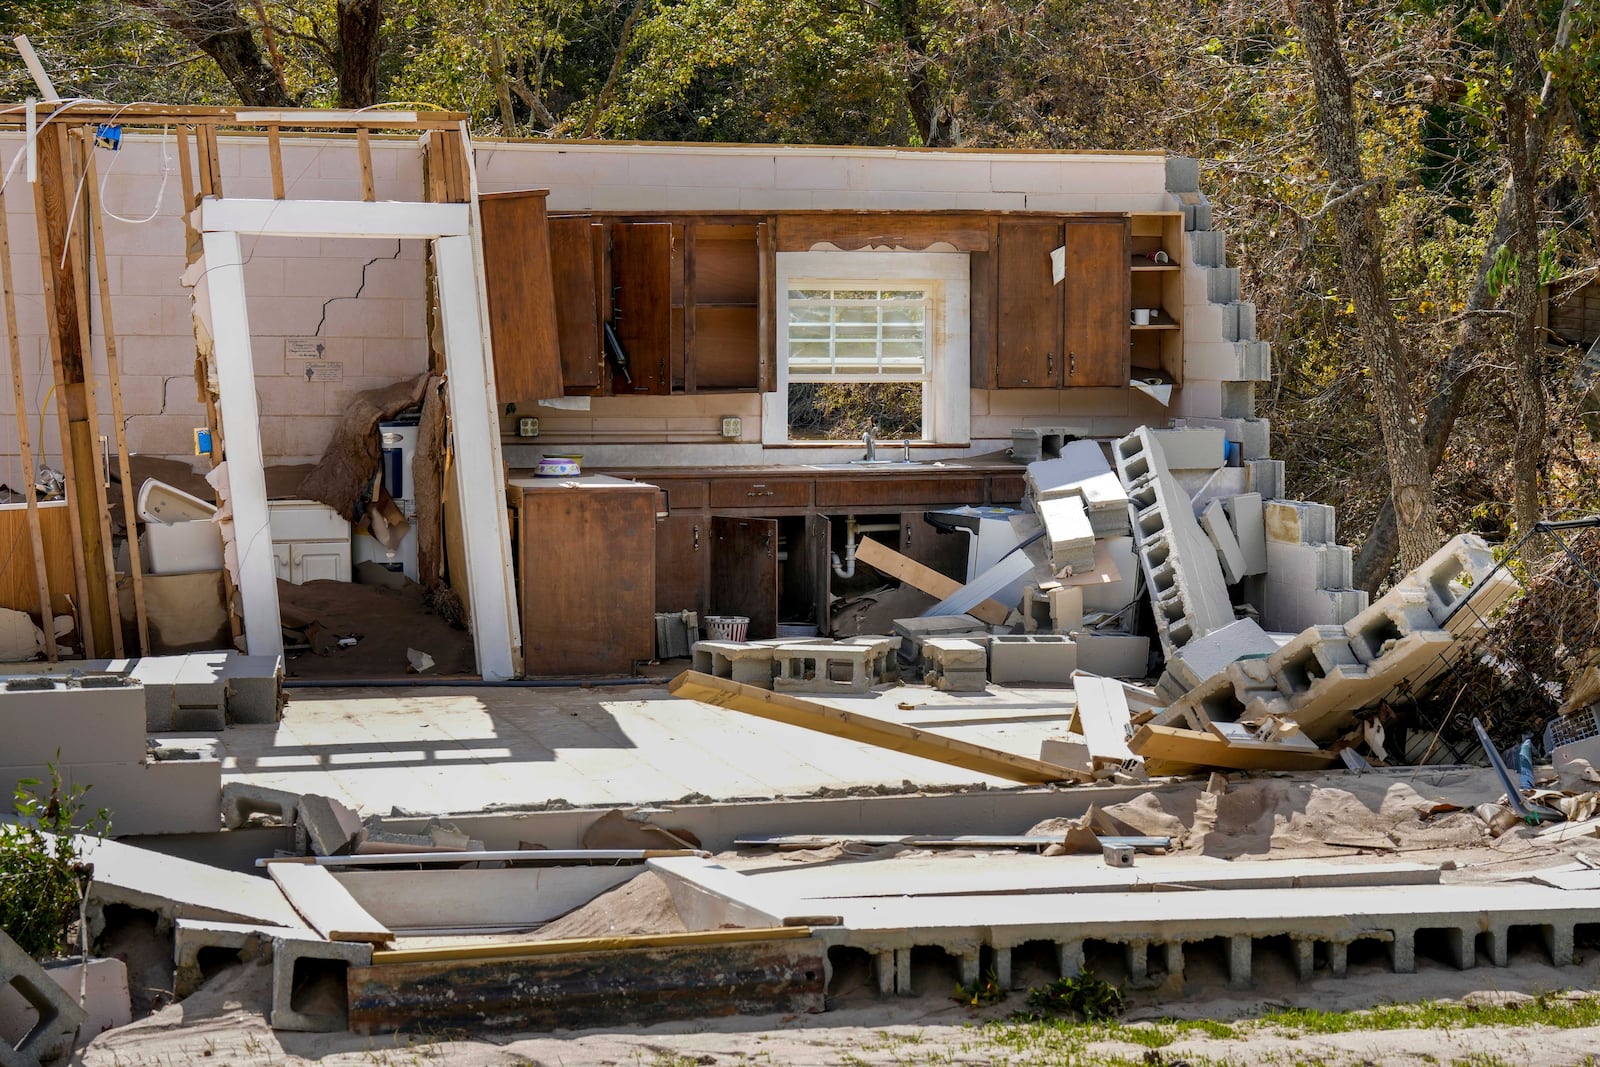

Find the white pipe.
[
  {"left": 256, "top": 848, "right": 709, "bottom": 868},
  {"left": 831, "top": 516, "right": 901, "bottom": 580}
]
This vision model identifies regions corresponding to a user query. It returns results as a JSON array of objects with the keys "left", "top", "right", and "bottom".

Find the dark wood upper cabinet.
[
  {"left": 994, "top": 218, "right": 1064, "bottom": 388},
  {"left": 687, "top": 221, "right": 762, "bottom": 392},
  {"left": 609, "top": 221, "right": 673, "bottom": 395},
  {"left": 1063, "top": 218, "right": 1131, "bottom": 388},
  {"left": 547, "top": 215, "right": 603, "bottom": 393},
  {"left": 478, "top": 190, "right": 564, "bottom": 403}
]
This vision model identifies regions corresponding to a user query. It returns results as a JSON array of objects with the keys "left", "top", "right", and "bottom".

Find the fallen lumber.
[
  {"left": 668, "top": 670, "right": 1090, "bottom": 784},
  {"left": 854, "top": 536, "right": 1011, "bottom": 625},
  {"left": 1127, "top": 723, "right": 1340, "bottom": 774},
  {"left": 734, "top": 834, "right": 1172, "bottom": 851}
]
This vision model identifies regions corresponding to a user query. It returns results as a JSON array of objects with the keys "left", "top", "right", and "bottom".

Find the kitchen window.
[{"left": 763, "top": 251, "right": 970, "bottom": 446}]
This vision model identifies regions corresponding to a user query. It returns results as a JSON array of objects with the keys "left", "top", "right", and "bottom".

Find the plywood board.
[
  {"left": 1128, "top": 723, "right": 1339, "bottom": 773},
  {"left": 853, "top": 536, "right": 1009, "bottom": 626},
  {"left": 669, "top": 670, "right": 1089, "bottom": 784},
  {"left": 268, "top": 861, "right": 393, "bottom": 944},
  {"left": 0, "top": 500, "right": 72, "bottom": 616}
]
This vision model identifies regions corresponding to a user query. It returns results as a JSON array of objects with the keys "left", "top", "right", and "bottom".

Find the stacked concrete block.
[
  {"left": 1020, "top": 586, "right": 1054, "bottom": 633},
  {"left": 1175, "top": 416, "right": 1271, "bottom": 462},
  {"left": 772, "top": 643, "right": 877, "bottom": 694},
  {"left": 920, "top": 638, "right": 988, "bottom": 692},
  {"left": 843, "top": 635, "right": 901, "bottom": 684},
  {"left": 1049, "top": 586, "right": 1085, "bottom": 634},
  {"left": 1027, "top": 442, "right": 1131, "bottom": 538},
  {"left": 989, "top": 635, "right": 1077, "bottom": 685},
  {"left": 1155, "top": 617, "right": 1278, "bottom": 701},
  {"left": 219, "top": 653, "right": 284, "bottom": 725},
  {"left": 1079, "top": 536, "right": 1140, "bottom": 616},
  {"left": 893, "top": 615, "right": 986, "bottom": 664},
  {"left": 0, "top": 675, "right": 222, "bottom": 836},
  {"left": 1146, "top": 428, "right": 1226, "bottom": 473},
  {"left": 175, "top": 918, "right": 306, "bottom": 997},
  {"left": 1201, "top": 499, "right": 1248, "bottom": 584},
  {"left": 691, "top": 641, "right": 777, "bottom": 688},
  {"left": 1224, "top": 493, "right": 1268, "bottom": 576},
  {"left": 1189, "top": 466, "right": 1248, "bottom": 514},
  {"left": 0, "top": 929, "right": 88, "bottom": 1064},
  {"left": 1114, "top": 428, "right": 1236, "bottom": 658},
  {"left": 270, "top": 933, "right": 373, "bottom": 1032},
  {"left": 1260, "top": 500, "right": 1367, "bottom": 633},
  {"left": 1154, "top": 658, "right": 1278, "bottom": 732}
]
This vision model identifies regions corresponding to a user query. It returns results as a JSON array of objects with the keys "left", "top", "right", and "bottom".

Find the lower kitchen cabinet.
[{"left": 509, "top": 476, "right": 657, "bottom": 676}]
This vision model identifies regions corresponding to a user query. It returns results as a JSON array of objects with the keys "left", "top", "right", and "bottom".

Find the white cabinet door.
[
  {"left": 272, "top": 543, "right": 292, "bottom": 583},
  {"left": 291, "top": 542, "right": 350, "bottom": 584}
]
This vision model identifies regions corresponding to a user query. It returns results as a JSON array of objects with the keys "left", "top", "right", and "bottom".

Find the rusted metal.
[{"left": 347, "top": 935, "right": 826, "bottom": 1034}]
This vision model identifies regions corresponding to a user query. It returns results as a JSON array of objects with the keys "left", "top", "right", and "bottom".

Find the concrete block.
[
  {"left": 1201, "top": 499, "right": 1248, "bottom": 585},
  {"left": 1009, "top": 424, "right": 1090, "bottom": 463},
  {"left": 1122, "top": 457, "right": 1236, "bottom": 655},
  {"left": 222, "top": 781, "right": 301, "bottom": 830},
  {"left": 892, "top": 615, "right": 986, "bottom": 662},
  {"left": 1190, "top": 229, "right": 1226, "bottom": 268},
  {"left": 691, "top": 641, "right": 777, "bottom": 688},
  {"left": 1220, "top": 381, "right": 1254, "bottom": 420},
  {"left": 843, "top": 635, "right": 900, "bottom": 683},
  {"left": 0, "top": 956, "right": 129, "bottom": 1042},
  {"left": 1080, "top": 537, "right": 1139, "bottom": 615},
  {"left": 989, "top": 635, "right": 1077, "bottom": 685},
  {"left": 1048, "top": 586, "right": 1084, "bottom": 634},
  {"left": 1178, "top": 416, "right": 1270, "bottom": 461},
  {"left": 1072, "top": 633, "right": 1150, "bottom": 680},
  {"left": 221, "top": 653, "right": 284, "bottom": 725},
  {"left": 1147, "top": 428, "right": 1225, "bottom": 472},
  {"left": 0, "top": 677, "right": 147, "bottom": 767},
  {"left": 1266, "top": 540, "right": 1352, "bottom": 590},
  {"left": 1232, "top": 339, "right": 1271, "bottom": 381},
  {"left": 921, "top": 638, "right": 987, "bottom": 692},
  {"left": 270, "top": 934, "right": 372, "bottom": 1032},
  {"left": 1264, "top": 500, "right": 1336, "bottom": 545},
  {"left": 1026, "top": 440, "right": 1111, "bottom": 491},
  {"left": 0, "top": 758, "right": 220, "bottom": 837},
  {"left": 1037, "top": 495, "right": 1096, "bottom": 573},
  {"left": 1224, "top": 493, "right": 1267, "bottom": 576},
  {"left": 0, "top": 931, "right": 89, "bottom": 1063},
  {"left": 1245, "top": 459, "right": 1285, "bottom": 501},
  {"left": 173, "top": 652, "right": 228, "bottom": 731},
  {"left": 298, "top": 794, "right": 363, "bottom": 857},
  {"left": 1343, "top": 589, "right": 1443, "bottom": 664},
  {"left": 772, "top": 642, "right": 876, "bottom": 694},
  {"left": 175, "top": 918, "right": 303, "bottom": 998},
  {"left": 129, "top": 654, "right": 185, "bottom": 731},
  {"left": 1188, "top": 466, "right": 1249, "bottom": 514},
  {"left": 1039, "top": 734, "right": 1092, "bottom": 773},
  {"left": 1021, "top": 587, "right": 1053, "bottom": 633},
  {"left": 1173, "top": 189, "right": 1211, "bottom": 231},
  {"left": 1164, "top": 155, "right": 1200, "bottom": 193},
  {"left": 1164, "top": 618, "right": 1277, "bottom": 693},
  {"left": 1206, "top": 266, "right": 1241, "bottom": 304}
]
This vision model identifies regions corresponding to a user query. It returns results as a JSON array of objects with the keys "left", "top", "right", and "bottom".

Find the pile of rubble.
[{"left": 672, "top": 425, "right": 1526, "bottom": 779}]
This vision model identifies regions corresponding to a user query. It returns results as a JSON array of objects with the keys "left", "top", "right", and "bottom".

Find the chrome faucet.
[{"left": 862, "top": 428, "right": 877, "bottom": 462}]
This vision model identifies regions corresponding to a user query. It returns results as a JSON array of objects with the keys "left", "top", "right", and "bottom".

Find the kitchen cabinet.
[
  {"left": 992, "top": 216, "right": 1131, "bottom": 389},
  {"left": 655, "top": 513, "right": 708, "bottom": 613},
  {"left": 1128, "top": 211, "right": 1185, "bottom": 385},
  {"left": 268, "top": 500, "right": 351, "bottom": 586},
  {"left": 609, "top": 222, "right": 673, "bottom": 395},
  {"left": 547, "top": 215, "right": 604, "bottom": 392},
  {"left": 479, "top": 190, "right": 564, "bottom": 403},
  {"left": 709, "top": 516, "right": 779, "bottom": 640},
  {"left": 510, "top": 476, "right": 656, "bottom": 676}
]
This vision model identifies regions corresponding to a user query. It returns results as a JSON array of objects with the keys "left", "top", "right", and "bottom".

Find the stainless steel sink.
[{"left": 805, "top": 460, "right": 945, "bottom": 471}]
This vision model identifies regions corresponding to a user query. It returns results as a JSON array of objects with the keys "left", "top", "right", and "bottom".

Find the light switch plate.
[
  {"left": 720, "top": 416, "right": 742, "bottom": 439},
  {"left": 518, "top": 417, "right": 539, "bottom": 437}
]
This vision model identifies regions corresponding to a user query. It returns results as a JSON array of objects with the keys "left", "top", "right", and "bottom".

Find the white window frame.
[{"left": 763, "top": 251, "right": 970, "bottom": 446}]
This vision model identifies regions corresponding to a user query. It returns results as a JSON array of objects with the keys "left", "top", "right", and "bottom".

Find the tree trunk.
[
  {"left": 336, "top": 0, "right": 383, "bottom": 109},
  {"left": 131, "top": 0, "right": 295, "bottom": 107},
  {"left": 490, "top": 36, "right": 517, "bottom": 134},
  {"left": 1505, "top": 0, "right": 1547, "bottom": 537},
  {"left": 1349, "top": 0, "right": 1576, "bottom": 591},
  {"left": 1294, "top": 0, "right": 1439, "bottom": 570},
  {"left": 894, "top": 0, "right": 954, "bottom": 146}
]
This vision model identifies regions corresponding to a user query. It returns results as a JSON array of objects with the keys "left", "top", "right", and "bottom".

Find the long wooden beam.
[
  {"left": 1128, "top": 723, "right": 1340, "bottom": 774},
  {"left": 668, "top": 670, "right": 1089, "bottom": 784},
  {"left": 372, "top": 926, "right": 815, "bottom": 966}
]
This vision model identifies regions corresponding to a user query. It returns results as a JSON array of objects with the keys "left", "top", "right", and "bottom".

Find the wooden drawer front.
[
  {"left": 709, "top": 478, "right": 812, "bottom": 509},
  {"left": 655, "top": 479, "right": 709, "bottom": 511},
  {"left": 814, "top": 476, "right": 986, "bottom": 509},
  {"left": 988, "top": 475, "right": 1028, "bottom": 504}
]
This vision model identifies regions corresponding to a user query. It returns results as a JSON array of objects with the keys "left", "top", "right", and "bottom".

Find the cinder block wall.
[{"left": 0, "top": 134, "right": 1249, "bottom": 481}]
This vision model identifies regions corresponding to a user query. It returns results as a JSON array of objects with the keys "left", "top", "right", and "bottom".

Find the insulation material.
[{"left": 296, "top": 374, "right": 431, "bottom": 521}]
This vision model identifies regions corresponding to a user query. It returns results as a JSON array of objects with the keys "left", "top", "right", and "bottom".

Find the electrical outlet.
[
  {"left": 720, "top": 416, "right": 742, "bottom": 440},
  {"left": 518, "top": 417, "right": 540, "bottom": 438}
]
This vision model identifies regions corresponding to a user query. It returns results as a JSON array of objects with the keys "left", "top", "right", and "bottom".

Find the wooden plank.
[
  {"left": 1070, "top": 674, "right": 1135, "bottom": 763},
  {"left": 82, "top": 133, "right": 149, "bottom": 652},
  {"left": 735, "top": 834, "right": 1172, "bottom": 851},
  {"left": 267, "top": 861, "right": 392, "bottom": 944},
  {"left": 1127, "top": 723, "right": 1340, "bottom": 773},
  {"left": 757, "top": 218, "right": 774, "bottom": 392},
  {"left": 668, "top": 670, "right": 1090, "bottom": 784},
  {"left": 266, "top": 124, "right": 285, "bottom": 199},
  {"left": 852, "top": 535, "right": 1010, "bottom": 626},
  {"left": 175, "top": 125, "right": 200, "bottom": 260},
  {"left": 477, "top": 190, "right": 564, "bottom": 403},
  {"left": 1063, "top": 217, "right": 1129, "bottom": 387},
  {"left": 775, "top": 213, "right": 991, "bottom": 253},
  {"left": 969, "top": 225, "right": 995, "bottom": 388},
  {"left": 32, "top": 122, "right": 102, "bottom": 655},
  {"left": 548, "top": 216, "right": 602, "bottom": 391},
  {"left": 609, "top": 222, "right": 672, "bottom": 394},
  {"left": 994, "top": 217, "right": 1062, "bottom": 388},
  {"left": 356, "top": 127, "right": 376, "bottom": 201},
  {"left": 0, "top": 185, "right": 57, "bottom": 653}
]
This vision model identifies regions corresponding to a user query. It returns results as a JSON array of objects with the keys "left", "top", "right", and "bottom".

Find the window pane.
[
  {"left": 790, "top": 305, "right": 832, "bottom": 324},
  {"left": 789, "top": 288, "right": 832, "bottom": 300},
  {"left": 787, "top": 382, "right": 924, "bottom": 442}
]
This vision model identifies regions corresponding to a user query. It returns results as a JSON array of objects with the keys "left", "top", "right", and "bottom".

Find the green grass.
[{"left": 1259, "top": 991, "right": 1600, "bottom": 1036}]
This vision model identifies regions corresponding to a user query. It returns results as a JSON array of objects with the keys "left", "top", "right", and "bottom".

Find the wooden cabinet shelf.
[{"left": 1129, "top": 211, "right": 1185, "bottom": 386}]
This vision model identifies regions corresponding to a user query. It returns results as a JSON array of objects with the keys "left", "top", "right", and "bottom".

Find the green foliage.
[
  {"left": 0, "top": 761, "right": 108, "bottom": 960},
  {"left": 1020, "top": 970, "right": 1125, "bottom": 1022},
  {"left": 951, "top": 967, "right": 1007, "bottom": 1008}
]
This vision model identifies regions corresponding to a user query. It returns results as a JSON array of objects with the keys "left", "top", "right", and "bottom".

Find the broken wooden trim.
[
  {"left": 668, "top": 670, "right": 1090, "bottom": 784},
  {"left": 371, "top": 925, "right": 814, "bottom": 966},
  {"left": 268, "top": 861, "right": 393, "bottom": 945}
]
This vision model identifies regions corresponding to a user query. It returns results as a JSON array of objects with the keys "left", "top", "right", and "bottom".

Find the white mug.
[
  {"left": 1131, "top": 308, "right": 1151, "bottom": 326},
  {"left": 1152, "top": 250, "right": 1170, "bottom": 265}
]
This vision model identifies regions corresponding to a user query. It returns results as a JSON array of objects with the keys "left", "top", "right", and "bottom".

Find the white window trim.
[{"left": 763, "top": 251, "right": 970, "bottom": 447}]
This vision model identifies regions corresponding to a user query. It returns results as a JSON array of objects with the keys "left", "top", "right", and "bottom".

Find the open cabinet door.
[
  {"left": 548, "top": 215, "right": 603, "bottom": 392},
  {"left": 478, "top": 190, "right": 564, "bottom": 402},
  {"left": 610, "top": 221, "right": 672, "bottom": 395},
  {"left": 709, "top": 515, "right": 778, "bottom": 640}
]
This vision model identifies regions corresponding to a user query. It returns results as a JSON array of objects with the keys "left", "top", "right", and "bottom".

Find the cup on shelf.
[
  {"left": 1152, "top": 250, "right": 1170, "bottom": 265},
  {"left": 1131, "top": 308, "right": 1151, "bottom": 326}
]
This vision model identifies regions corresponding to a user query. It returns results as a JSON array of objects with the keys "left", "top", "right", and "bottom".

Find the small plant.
[
  {"left": 0, "top": 760, "right": 109, "bottom": 959},
  {"left": 1020, "top": 970, "right": 1125, "bottom": 1021},
  {"left": 952, "top": 967, "right": 1008, "bottom": 1007}
]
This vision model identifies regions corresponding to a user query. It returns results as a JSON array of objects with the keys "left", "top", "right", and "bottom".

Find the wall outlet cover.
[
  {"left": 720, "top": 416, "right": 742, "bottom": 439},
  {"left": 518, "top": 416, "right": 540, "bottom": 437}
]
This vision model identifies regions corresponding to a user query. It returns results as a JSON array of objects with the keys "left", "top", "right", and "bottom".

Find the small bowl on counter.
[{"left": 535, "top": 453, "right": 583, "bottom": 477}]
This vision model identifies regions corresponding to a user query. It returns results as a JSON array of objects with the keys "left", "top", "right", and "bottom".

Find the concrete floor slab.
[{"left": 217, "top": 684, "right": 1081, "bottom": 814}]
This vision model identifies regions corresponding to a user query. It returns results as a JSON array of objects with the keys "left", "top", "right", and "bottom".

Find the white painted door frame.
[{"left": 199, "top": 197, "right": 521, "bottom": 680}]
